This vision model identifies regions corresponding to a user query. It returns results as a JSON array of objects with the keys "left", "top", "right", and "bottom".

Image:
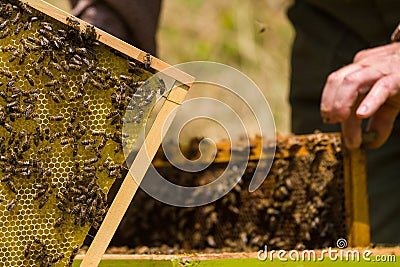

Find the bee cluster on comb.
[
  {"left": 0, "top": 0, "right": 162, "bottom": 266},
  {"left": 112, "top": 133, "right": 347, "bottom": 253}
]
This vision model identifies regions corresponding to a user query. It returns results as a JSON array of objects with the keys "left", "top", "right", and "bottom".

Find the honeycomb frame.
[{"left": 0, "top": 0, "right": 193, "bottom": 266}]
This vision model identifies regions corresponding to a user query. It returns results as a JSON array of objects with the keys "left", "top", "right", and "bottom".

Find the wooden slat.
[
  {"left": 80, "top": 85, "right": 189, "bottom": 267},
  {"left": 343, "top": 148, "right": 370, "bottom": 247}
]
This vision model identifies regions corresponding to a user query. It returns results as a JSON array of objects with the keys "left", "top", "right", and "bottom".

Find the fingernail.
[{"left": 357, "top": 105, "right": 368, "bottom": 115}]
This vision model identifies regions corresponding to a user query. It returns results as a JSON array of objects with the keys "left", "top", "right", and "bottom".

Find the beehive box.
[
  {"left": 104, "top": 133, "right": 369, "bottom": 252},
  {"left": 0, "top": 0, "right": 192, "bottom": 266}
]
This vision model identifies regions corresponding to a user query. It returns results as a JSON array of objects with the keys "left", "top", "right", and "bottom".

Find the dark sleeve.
[{"left": 69, "top": 0, "right": 162, "bottom": 55}]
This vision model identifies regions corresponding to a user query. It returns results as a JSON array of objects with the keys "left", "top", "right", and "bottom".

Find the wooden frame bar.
[{"left": 343, "top": 148, "right": 370, "bottom": 247}]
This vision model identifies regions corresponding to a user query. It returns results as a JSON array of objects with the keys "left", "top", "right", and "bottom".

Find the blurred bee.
[
  {"left": 34, "top": 188, "right": 47, "bottom": 200},
  {"left": 8, "top": 52, "right": 17, "bottom": 62},
  {"left": 21, "top": 134, "right": 30, "bottom": 152},
  {"left": 60, "top": 138, "right": 71, "bottom": 146},
  {"left": 144, "top": 53, "right": 151, "bottom": 69},
  {"left": 0, "top": 68, "right": 12, "bottom": 78},
  {"left": 56, "top": 192, "right": 68, "bottom": 204},
  {"left": 83, "top": 166, "right": 96, "bottom": 173},
  {"left": 78, "top": 125, "right": 87, "bottom": 135},
  {"left": 24, "top": 243, "right": 31, "bottom": 258},
  {"left": 1, "top": 174, "right": 11, "bottom": 182},
  {"left": 98, "top": 136, "right": 108, "bottom": 150},
  {"left": 62, "top": 61, "right": 70, "bottom": 72},
  {"left": 106, "top": 110, "right": 119, "bottom": 119},
  {"left": 84, "top": 157, "right": 98, "bottom": 165},
  {"left": 91, "top": 130, "right": 105, "bottom": 136},
  {"left": 6, "top": 198, "right": 18, "bottom": 211},
  {"left": 45, "top": 80, "right": 60, "bottom": 87},
  {"left": 82, "top": 100, "right": 89, "bottom": 109},
  {"left": 90, "top": 79, "right": 102, "bottom": 89},
  {"left": 39, "top": 195, "right": 49, "bottom": 209},
  {"left": 49, "top": 61, "right": 62, "bottom": 71},
  {"left": 12, "top": 18, "right": 21, "bottom": 33},
  {"left": 69, "top": 64, "right": 81, "bottom": 71},
  {"left": 0, "top": 19, "right": 9, "bottom": 30},
  {"left": 24, "top": 73, "right": 34, "bottom": 86},
  {"left": 0, "top": 28, "right": 10, "bottom": 39},
  {"left": 66, "top": 16, "right": 80, "bottom": 28},
  {"left": 49, "top": 114, "right": 64, "bottom": 121},
  {"left": 42, "top": 67, "right": 53, "bottom": 78},
  {"left": 70, "top": 92, "right": 83, "bottom": 102},
  {"left": 4, "top": 123, "right": 13, "bottom": 132},
  {"left": 51, "top": 253, "right": 64, "bottom": 263},
  {"left": 41, "top": 22, "right": 53, "bottom": 31}
]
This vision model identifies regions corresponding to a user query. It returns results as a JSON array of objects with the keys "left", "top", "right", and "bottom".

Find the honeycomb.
[
  {"left": 0, "top": 0, "right": 164, "bottom": 266},
  {"left": 110, "top": 134, "right": 347, "bottom": 252}
]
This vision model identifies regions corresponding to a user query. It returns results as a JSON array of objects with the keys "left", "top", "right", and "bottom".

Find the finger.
[
  {"left": 364, "top": 104, "right": 399, "bottom": 149},
  {"left": 321, "top": 66, "right": 381, "bottom": 123},
  {"left": 321, "top": 64, "right": 363, "bottom": 122},
  {"left": 356, "top": 74, "right": 400, "bottom": 118},
  {"left": 354, "top": 43, "right": 400, "bottom": 62},
  {"left": 341, "top": 112, "right": 363, "bottom": 149}
]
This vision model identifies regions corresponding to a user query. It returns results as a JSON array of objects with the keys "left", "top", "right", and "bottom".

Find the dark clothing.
[
  {"left": 69, "top": 0, "right": 162, "bottom": 55},
  {"left": 288, "top": 0, "right": 400, "bottom": 244}
]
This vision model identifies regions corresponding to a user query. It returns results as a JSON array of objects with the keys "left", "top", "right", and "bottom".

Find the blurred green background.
[{"left": 46, "top": 0, "right": 294, "bottom": 135}]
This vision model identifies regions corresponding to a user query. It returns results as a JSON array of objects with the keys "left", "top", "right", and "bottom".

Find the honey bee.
[
  {"left": 83, "top": 166, "right": 96, "bottom": 173},
  {"left": 6, "top": 198, "right": 18, "bottom": 211},
  {"left": 51, "top": 253, "right": 64, "bottom": 263},
  {"left": 0, "top": 68, "right": 12, "bottom": 78},
  {"left": 78, "top": 125, "right": 87, "bottom": 135},
  {"left": 8, "top": 53, "right": 17, "bottom": 63},
  {"left": 24, "top": 73, "right": 34, "bottom": 86},
  {"left": 54, "top": 216, "right": 65, "bottom": 228},
  {"left": 81, "top": 72, "right": 89, "bottom": 85},
  {"left": 66, "top": 16, "right": 80, "bottom": 28},
  {"left": 4, "top": 123, "right": 13, "bottom": 132},
  {"left": 21, "top": 135, "right": 30, "bottom": 152},
  {"left": 0, "top": 28, "right": 10, "bottom": 39},
  {"left": 1, "top": 174, "right": 11, "bottom": 182},
  {"left": 49, "top": 114, "right": 64, "bottom": 121},
  {"left": 84, "top": 157, "right": 98, "bottom": 165},
  {"left": 42, "top": 67, "right": 53, "bottom": 78},
  {"left": 91, "top": 130, "right": 105, "bottom": 136},
  {"left": 0, "top": 19, "right": 9, "bottom": 30},
  {"left": 90, "top": 79, "right": 102, "bottom": 89},
  {"left": 56, "top": 192, "right": 68, "bottom": 204},
  {"left": 45, "top": 80, "right": 60, "bottom": 87},
  {"left": 12, "top": 11, "right": 21, "bottom": 24},
  {"left": 144, "top": 53, "right": 151, "bottom": 69},
  {"left": 24, "top": 243, "right": 31, "bottom": 258},
  {"left": 70, "top": 92, "right": 83, "bottom": 102},
  {"left": 60, "top": 138, "right": 71, "bottom": 146},
  {"left": 39, "top": 195, "right": 49, "bottom": 209},
  {"left": 69, "top": 64, "right": 81, "bottom": 71},
  {"left": 106, "top": 110, "right": 119, "bottom": 119},
  {"left": 62, "top": 61, "right": 70, "bottom": 72},
  {"left": 34, "top": 188, "right": 47, "bottom": 199}
]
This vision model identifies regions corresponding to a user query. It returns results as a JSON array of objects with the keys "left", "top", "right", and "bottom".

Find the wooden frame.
[
  {"left": 343, "top": 148, "right": 370, "bottom": 247},
  {"left": 152, "top": 133, "right": 371, "bottom": 247},
  {"left": 21, "top": 1, "right": 195, "bottom": 266}
]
